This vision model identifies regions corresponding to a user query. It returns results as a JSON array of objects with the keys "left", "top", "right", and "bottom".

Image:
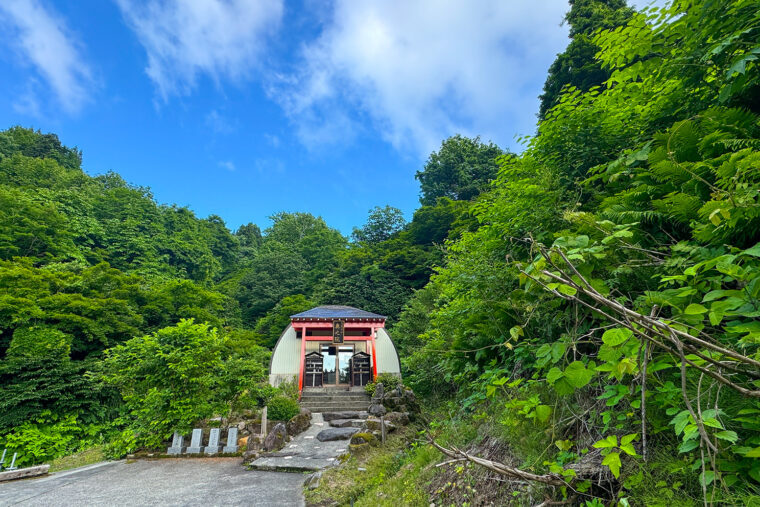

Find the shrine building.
[{"left": 269, "top": 305, "right": 401, "bottom": 392}]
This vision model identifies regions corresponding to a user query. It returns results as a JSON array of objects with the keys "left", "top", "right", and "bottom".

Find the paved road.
[{"left": 0, "top": 458, "right": 306, "bottom": 506}]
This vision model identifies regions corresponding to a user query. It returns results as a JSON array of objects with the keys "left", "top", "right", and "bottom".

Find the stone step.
[
  {"left": 300, "top": 402, "right": 370, "bottom": 412},
  {"left": 301, "top": 396, "right": 369, "bottom": 402},
  {"left": 302, "top": 387, "right": 365, "bottom": 393},
  {"left": 301, "top": 391, "right": 369, "bottom": 396}
]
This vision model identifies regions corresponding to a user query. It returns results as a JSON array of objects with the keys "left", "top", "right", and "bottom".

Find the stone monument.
[
  {"left": 204, "top": 428, "right": 221, "bottom": 454},
  {"left": 223, "top": 427, "right": 238, "bottom": 453},
  {"left": 167, "top": 432, "right": 185, "bottom": 455},
  {"left": 186, "top": 428, "right": 204, "bottom": 454}
]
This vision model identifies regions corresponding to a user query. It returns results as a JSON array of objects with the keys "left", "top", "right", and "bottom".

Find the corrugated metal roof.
[{"left": 290, "top": 305, "right": 386, "bottom": 320}]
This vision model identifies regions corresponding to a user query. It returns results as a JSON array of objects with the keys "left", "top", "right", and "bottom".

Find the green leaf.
[
  {"left": 621, "top": 433, "right": 638, "bottom": 446},
  {"left": 535, "top": 404, "right": 552, "bottom": 423},
  {"left": 679, "top": 440, "right": 699, "bottom": 453},
  {"left": 509, "top": 325, "right": 523, "bottom": 340},
  {"left": 715, "top": 430, "right": 738, "bottom": 443},
  {"left": 602, "top": 328, "right": 633, "bottom": 347},
  {"left": 684, "top": 303, "right": 708, "bottom": 315},
  {"left": 557, "top": 284, "right": 577, "bottom": 296},
  {"left": 546, "top": 367, "right": 564, "bottom": 384},
  {"left": 563, "top": 361, "right": 594, "bottom": 388},
  {"left": 744, "top": 447, "right": 760, "bottom": 458},
  {"left": 742, "top": 243, "right": 760, "bottom": 258},
  {"left": 602, "top": 451, "right": 622, "bottom": 478},
  {"left": 699, "top": 470, "right": 715, "bottom": 487},
  {"left": 553, "top": 378, "right": 575, "bottom": 396},
  {"left": 593, "top": 435, "right": 618, "bottom": 450}
]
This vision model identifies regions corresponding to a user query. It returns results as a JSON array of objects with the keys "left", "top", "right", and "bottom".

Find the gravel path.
[{"left": 0, "top": 458, "right": 306, "bottom": 507}]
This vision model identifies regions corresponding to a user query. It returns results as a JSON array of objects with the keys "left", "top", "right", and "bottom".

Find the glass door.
[
  {"left": 337, "top": 345, "right": 354, "bottom": 384},
  {"left": 320, "top": 343, "right": 354, "bottom": 385},
  {"left": 321, "top": 344, "right": 337, "bottom": 385}
]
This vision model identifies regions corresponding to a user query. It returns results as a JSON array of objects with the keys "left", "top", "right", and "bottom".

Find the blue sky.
[{"left": 0, "top": 0, "right": 586, "bottom": 235}]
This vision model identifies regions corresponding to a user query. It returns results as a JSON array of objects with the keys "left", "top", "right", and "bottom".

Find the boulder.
[
  {"left": 350, "top": 432, "right": 378, "bottom": 446},
  {"left": 305, "top": 471, "right": 322, "bottom": 490},
  {"left": 263, "top": 422, "right": 287, "bottom": 451},
  {"left": 329, "top": 419, "right": 359, "bottom": 428},
  {"left": 349, "top": 443, "right": 371, "bottom": 455},
  {"left": 286, "top": 408, "right": 311, "bottom": 436},
  {"left": 362, "top": 418, "right": 397, "bottom": 433},
  {"left": 384, "top": 411, "right": 410, "bottom": 426},
  {"left": 315, "top": 427, "right": 360, "bottom": 442},
  {"left": 322, "top": 411, "right": 366, "bottom": 422},
  {"left": 242, "top": 449, "right": 260, "bottom": 461},
  {"left": 246, "top": 434, "right": 264, "bottom": 452},
  {"left": 368, "top": 403, "right": 386, "bottom": 416}
]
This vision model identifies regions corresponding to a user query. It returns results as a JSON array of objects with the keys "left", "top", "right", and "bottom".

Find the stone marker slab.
[
  {"left": 316, "top": 427, "right": 359, "bottom": 442},
  {"left": 167, "top": 432, "right": 185, "bottom": 455},
  {"left": 187, "top": 429, "right": 204, "bottom": 454},
  {"left": 223, "top": 427, "right": 238, "bottom": 453},
  {"left": 204, "top": 428, "right": 221, "bottom": 455}
]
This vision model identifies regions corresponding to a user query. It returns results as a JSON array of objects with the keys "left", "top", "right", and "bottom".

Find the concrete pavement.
[{"left": 0, "top": 458, "right": 306, "bottom": 506}]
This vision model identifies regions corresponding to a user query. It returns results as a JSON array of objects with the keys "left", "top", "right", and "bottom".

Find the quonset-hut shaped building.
[{"left": 269, "top": 305, "right": 401, "bottom": 393}]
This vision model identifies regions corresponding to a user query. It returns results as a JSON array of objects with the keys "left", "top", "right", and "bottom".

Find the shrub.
[
  {"left": 0, "top": 411, "right": 104, "bottom": 468},
  {"left": 365, "top": 373, "right": 402, "bottom": 397},
  {"left": 267, "top": 395, "right": 300, "bottom": 421},
  {"left": 100, "top": 319, "right": 270, "bottom": 453}
]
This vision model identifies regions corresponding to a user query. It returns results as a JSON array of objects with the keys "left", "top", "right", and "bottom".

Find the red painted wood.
[
  {"left": 370, "top": 326, "right": 378, "bottom": 378},
  {"left": 303, "top": 335, "right": 370, "bottom": 341},
  {"left": 291, "top": 320, "right": 385, "bottom": 329}
]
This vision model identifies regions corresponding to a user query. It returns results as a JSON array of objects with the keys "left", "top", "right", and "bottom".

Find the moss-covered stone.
[{"left": 350, "top": 432, "right": 378, "bottom": 446}]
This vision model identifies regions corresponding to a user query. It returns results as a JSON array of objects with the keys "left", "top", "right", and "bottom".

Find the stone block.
[
  {"left": 315, "top": 427, "right": 359, "bottom": 442},
  {"left": 322, "top": 411, "right": 364, "bottom": 422},
  {"left": 368, "top": 403, "right": 386, "bottom": 416},
  {"left": 384, "top": 411, "right": 410, "bottom": 426}
]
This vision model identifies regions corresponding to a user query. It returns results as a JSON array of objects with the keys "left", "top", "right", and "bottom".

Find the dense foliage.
[
  {"left": 0, "top": 122, "right": 490, "bottom": 464},
  {"left": 391, "top": 0, "right": 760, "bottom": 504}
]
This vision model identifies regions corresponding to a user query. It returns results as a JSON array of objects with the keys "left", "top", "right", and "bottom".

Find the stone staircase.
[{"left": 299, "top": 387, "right": 370, "bottom": 413}]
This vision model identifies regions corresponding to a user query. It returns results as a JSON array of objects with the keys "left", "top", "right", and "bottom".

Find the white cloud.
[
  {"left": 271, "top": 1, "right": 569, "bottom": 155},
  {"left": 0, "top": 0, "right": 94, "bottom": 113},
  {"left": 205, "top": 109, "right": 236, "bottom": 134},
  {"left": 218, "top": 160, "right": 236, "bottom": 171},
  {"left": 116, "top": 0, "right": 284, "bottom": 101}
]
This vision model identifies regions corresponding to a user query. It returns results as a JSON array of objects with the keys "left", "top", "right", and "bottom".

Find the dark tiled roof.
[{"left": 291, "top": 305, "right": 386, "bottom": 320}]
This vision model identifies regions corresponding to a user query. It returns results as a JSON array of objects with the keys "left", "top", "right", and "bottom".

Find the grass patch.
[
  {"left": 305, "top": 427, "right": 433, "bottom": 506},
  {"left": 47, "top": 445, "right": 106, "bottom": 473}
]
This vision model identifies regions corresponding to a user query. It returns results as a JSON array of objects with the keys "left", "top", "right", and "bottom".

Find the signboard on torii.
[{"left": 332, "top": 319, "right": 345, "bottom": 343}]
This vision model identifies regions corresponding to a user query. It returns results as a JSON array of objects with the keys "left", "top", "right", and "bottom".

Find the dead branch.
[
  {"left": 520, "top": 244, "right": 760, "bottom": 397},
  {"left": 428, "top": 437, "right": 569, "bottom": 487}
]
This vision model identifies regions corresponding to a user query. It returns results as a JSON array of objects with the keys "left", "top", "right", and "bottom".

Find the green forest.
[{"left": 2, "top": 0, "right": 760, "bottom": 504}]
